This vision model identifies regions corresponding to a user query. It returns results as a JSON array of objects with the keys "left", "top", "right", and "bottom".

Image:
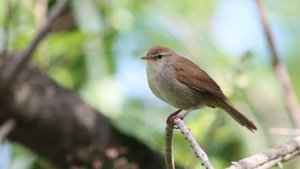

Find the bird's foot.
[
  {"left": 166, "top": 109, "right": 182, "bottom": 127},
  {"left": 168, "top": 114, "right": 186, "bottom": 129},
  {"left": 166, "top": 107, "right": 195, "bottom": 128}
]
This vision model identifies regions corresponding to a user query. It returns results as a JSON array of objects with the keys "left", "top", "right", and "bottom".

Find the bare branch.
[
  {"left": 0, "top": 118, "right": 16, "bottom": 143},
  {"left": 226, "top": 136, "right": 300, "bottom": 169},
  {"left": 0, "top": 55, "right": 164, "bottom": 168},
  {"left": 256, "top": 0, "right": 300, "bottom": 128},
  {"left": 3, "top": 0, "right": 70, "bottom": 87},
  {"left": 174, "top": 118, "right": 214, "bottom": 169},
  {"left": 165, "top": 123, "right": 175, "bottom": 169}
]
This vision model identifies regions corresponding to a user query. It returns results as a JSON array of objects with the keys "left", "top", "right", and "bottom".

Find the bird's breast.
[{"left": 146, "top": 62, "right": 204, "bottom": 110}]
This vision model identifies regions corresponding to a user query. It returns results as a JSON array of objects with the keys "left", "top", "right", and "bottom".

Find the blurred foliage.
[{"left": 1, "top": 0, "right": 300, "bottom": 168}]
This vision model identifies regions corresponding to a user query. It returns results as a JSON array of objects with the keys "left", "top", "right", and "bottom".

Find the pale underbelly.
[{"left": 149, "top": 76, "right": 205, "bottom": 110}]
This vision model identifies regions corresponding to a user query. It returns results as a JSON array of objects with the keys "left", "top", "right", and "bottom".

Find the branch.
[
  {"left": 173, "top": 118, "right": 214, "bottom": 169},
  {"left": 0, "top": 118, "right": 16, "bottom": 143},
  {"left": 227, "top": 136, "right": 300, "bottom": 169},
  {"left": 165, "top": 123, "right": 175, "bottom": 169},
  {"left": 3, "top": 0, "right": 70, "bottom": 87},
  {"left": 0, "top": 54, "right": 164, "bottom": 169},
  {"left": 256, "top": 0, "right": 300, "bottom": 128}
]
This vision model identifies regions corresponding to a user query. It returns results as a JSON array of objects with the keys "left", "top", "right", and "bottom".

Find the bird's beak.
[{"left": 141, "top": 56, "right": 151, "bottom": 60}]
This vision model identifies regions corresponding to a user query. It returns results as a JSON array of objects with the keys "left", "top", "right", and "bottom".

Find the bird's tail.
[{"left": 220, "top": 100, "right": 257, "bottom": 132}]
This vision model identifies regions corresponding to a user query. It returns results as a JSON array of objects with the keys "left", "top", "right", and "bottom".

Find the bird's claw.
[{"left": 167, "top": 114, "right": 184, "bottom": 129}]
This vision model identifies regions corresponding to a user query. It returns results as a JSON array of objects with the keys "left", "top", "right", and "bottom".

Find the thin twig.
[
  {"left": 173, "top": 118, "right": 214, "bottom": 169},
  {"left": 0, "top": 118, "right": 16, "bottom": 143},
  {"left": 3, "top": 0, "right": 70, "bottom": 87},
  {"left": 165, "top": 123, "right": 175, "bottom": 169},
  {"left": 256, "top": 0, "right": 300, "bottom": 128},
  {"left": 226, "top": 136, "right": 300, "bottom": 169}
]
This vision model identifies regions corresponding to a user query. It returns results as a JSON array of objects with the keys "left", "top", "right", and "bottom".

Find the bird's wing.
[{"left": 174, "top": 56, "right": 226, "bottom": 99}]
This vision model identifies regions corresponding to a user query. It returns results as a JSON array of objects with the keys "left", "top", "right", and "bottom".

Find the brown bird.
[{"left": 141, "top": 45, "right": 257, "bottom": 132}]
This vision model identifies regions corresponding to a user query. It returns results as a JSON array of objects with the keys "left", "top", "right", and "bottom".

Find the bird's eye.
[{"left": 157, "top": 54, "right": 163, "bottom": 59}]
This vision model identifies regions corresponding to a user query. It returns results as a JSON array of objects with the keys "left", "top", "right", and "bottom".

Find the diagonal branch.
[
  {"left": 256, "top": 0, "right": 300, "bottom": 128},
  {"left": 174, "top": 118, "right": 214, "bottom": 169},
  {"left": 3, "top": 0, "right": 70, "bottom": 87},
  {"left": 165, "top": 118, "right": 214, "bottom": 169},
  {"left": 226, "top": 136, "right": 300, "bottom": 169}
]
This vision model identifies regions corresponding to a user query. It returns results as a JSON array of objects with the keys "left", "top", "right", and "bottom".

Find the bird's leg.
[
  {"left": 168, "top": 106, "right": 195, "bottom": 126},
  {"left": 166, "top": 109, "right": 182, "bottom": 125},
  {"left": 177, "top": 106, "right": 195, "bottom": 119}
]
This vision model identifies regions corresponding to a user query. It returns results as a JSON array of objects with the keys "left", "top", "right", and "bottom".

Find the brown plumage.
[
  {"left": 142, "top": 45, "right": 257, "bottom": 132},
  {"left": 175, "top": 56, "right": 226, "bottom": 100}
]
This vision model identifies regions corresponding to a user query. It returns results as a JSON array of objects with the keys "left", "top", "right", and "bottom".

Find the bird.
[{"left": 141, "top": 45, "right": 257, "bottom": 132}]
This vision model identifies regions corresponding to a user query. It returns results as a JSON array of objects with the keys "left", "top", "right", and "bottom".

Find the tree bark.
[{"left": 0, "top": 53, "right": 164, "bottom": 169}]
